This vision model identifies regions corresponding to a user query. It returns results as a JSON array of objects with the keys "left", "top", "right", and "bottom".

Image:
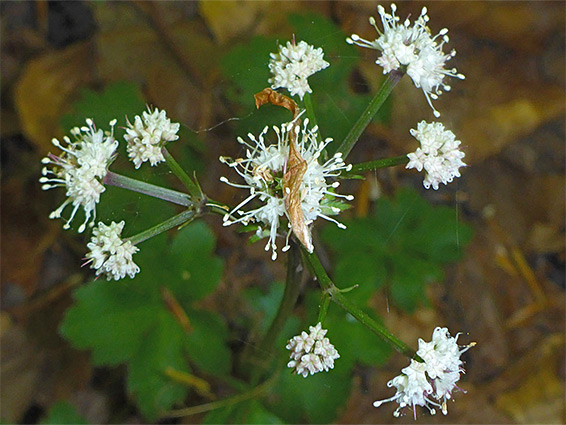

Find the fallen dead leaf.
[
  {"left": 494, "top": 334, "right": 565, "bottom": 423},
  {"left": 14, "top": 41, "right": 95, "bottom": 150},
  {"left": 199, "top": 0, "right": 300, "bottom": 45}
]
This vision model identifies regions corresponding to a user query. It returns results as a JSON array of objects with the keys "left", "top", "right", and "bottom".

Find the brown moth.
[{"left": 254, "top": 88, "right": 313, "bottom": 252}]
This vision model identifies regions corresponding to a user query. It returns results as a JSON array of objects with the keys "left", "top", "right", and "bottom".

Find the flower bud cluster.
[
  {"left": 85, "top": 221, "right": 140, "bottom": 281},
  {"left": 406, "top": 121, "right": 466, "bottom": 190},
  {"left": 286, "top": 323, "right": 340, "bottom": 377},
  {"left": 269, "top": 40, "right": 330, "bottom": 100},
  {"left": 124, "top": 108, "right": 180, "bottom": 169}
]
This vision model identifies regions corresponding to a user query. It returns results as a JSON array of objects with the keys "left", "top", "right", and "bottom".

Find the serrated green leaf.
[
  {"left": 60, "top": 221, "right": 228, "bottom": 420},
  {"left": 168, "top": 221, "right": 225, "bottom": 302},
  {"left": 322, "top": 187, "right": 474, "bottom": 312},
  {"left": 128, "top": 310, "right": 191, "bottom": 420},
  {"left": 60, "top": 280, "right": 156, "bottom": 365},
  {"left": 220, "top": 36, "right": 277, "bottom": 110},
  {"left": 327, "top": 309, "right": 392, "bottom": 368},
  {"left": 243, "top": 282, "right": 285, "bottom": 334},
  {"left": 60, "top": 81, "right": 146, "bottom": 138},
  {"left": 303, "top": 291, "right": 391, "bottom": 371},
  {"left": 334, "top": 251, "right": 387, "bottom": 305},
  {"left": 269, "top": 366, "right": 351, "bottom": 423},
  {"left": 40, "top": 401, "right": 88, "bottom": 425},
  {"left": 185, "top": 309, "right": 231, "bottom": 376},
  {"left": 203, "top": 399, "right": 284, "bottom": 425}
]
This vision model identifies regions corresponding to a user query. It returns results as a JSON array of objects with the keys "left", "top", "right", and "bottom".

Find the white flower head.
[
  {"left": 269, "top": 40, "right": 330, "bottom": 100},
  {"left": 286, "top": 322, "right": 340, "bottom": 377},
  {"left": 124, "top": 107, "right": 180, "bottom": 169},
  {"left": 220, "top": 116, "right": 353, "bottom": 260},
  {"left": 406, "top": 121, "right": 466, "bottom": 190},
  {"left": 40, "top": 119, "right": 118, "bottom": 233},
  {"left": 85, "top": 221, "right": 140, "bottom": 281},
  {"left": 346, "top": 3, "right": 465, "bottom": 117},
  {"left": 373, "top": 327, "right": 475, "bottom": 418}
]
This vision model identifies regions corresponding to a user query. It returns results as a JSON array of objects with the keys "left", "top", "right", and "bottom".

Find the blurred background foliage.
[{"left": 1, "top": 1, "right": 564, "bottom": 424}]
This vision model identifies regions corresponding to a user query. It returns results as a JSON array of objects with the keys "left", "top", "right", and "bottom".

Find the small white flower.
[
  {"left": 373, "top": 327, "right": 475, "bottom": 418},
  {"left": 220, "top": 117, "right": 352, "bottom": 260},
  {"left": 85, "top": 221, "right": 140, "bottom": 281},
  {"left": 40, "top": 119, "right": 118, "bottom": 233},
  {"left": 269, "top": 40, "right": 330, "bottom": 100},
  {"left": 346, "top": 3, "right": 465, "bottom": 117},
  {"left": 286, "top": 323, "right": 340, "bottom": 377},
  {"left": 406, "top": 121, "right": 466, "bottom": 190},
  {"left": 124, "top": 107, "right": 180, "bottom": 169}
]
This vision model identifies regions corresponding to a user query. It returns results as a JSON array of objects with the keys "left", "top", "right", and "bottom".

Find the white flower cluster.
[
  {"left": 220, "top": 118, "right": 353, "bottom": 260},
  {"left": 286, "top": 323, "right": 340, "bottom": 377},
  {"left": 406, "top": 121, "right": 466, "bottom": 190},
  {"left": 40, "top": 119, "right": 118, "bottom": 233},
  {"left": 268, "top": 40, "right": 330, "bottom": 100},
  {"left": 374, "top": 327, "right": 475, "bottom": 418},
  {"left": 124, "top": 108, "right": 180, "bottom": 169},
  {"left": 347, "top": 3, "right": 464, "bottom": 117},
  {"left": 85, "top": 221, "right": 140, "bottom": 281}
]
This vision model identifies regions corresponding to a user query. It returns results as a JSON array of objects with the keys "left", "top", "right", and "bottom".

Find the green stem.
[
  {"left": 104, "top": 171, "right": 193, "bottom": 207},
  {"left": 317, "top": 293, "right": 331, "bottom": 325},
  {"left": 164, "top": 372, "right": 278, "bottom": 418},
  {"left": 250, "top": 242, "right": 303, "bottom": 383},
  {"left": 301, "top": 247, "right": 422, "bottom": 362},
  {"left": 337, "top": 71, "right": 403, "bottom": 159},
  {"left": 162, "top": 147, "right": 202, "bottom": 199},
  {"left": 303, "top": 93, "right": 322, "bottom": 144},
  {"left": 127, "top": 208, "right": 196, "bottom": 245},
  {"left": 342, "top": 155, "right": 409, "bottom": 177}
]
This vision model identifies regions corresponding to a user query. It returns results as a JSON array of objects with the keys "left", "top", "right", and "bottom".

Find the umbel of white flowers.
[
  {"left": 124, "top": 107, "right": 180, "bottom": 169},
  {"left": 40, "top": 119, "right": 118, "bottom": 233},
  {"left": 373, "top": 327, "right": 475, "bottom": 419},
  {"left": 346, "top": 3, "right": 465, "bottom": 117},
  {"left": 406, "top": 121, "right": 466, "bottom": 190},
  {"left": 219, "top": 117, "right": 353, "bottom": 260},
  {"left": 85, "top": 221, "right": 140, "bottom": 281},
  {"left": 268, "top": 40, "right": 330, "bottom": 100},
  {"left": 286, "top": 322, "right": 340, "bottom": 377}
]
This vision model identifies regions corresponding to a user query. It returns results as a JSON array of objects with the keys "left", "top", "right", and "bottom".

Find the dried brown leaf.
[{"left": 254, "top": 88, "right": 299, "bottom": 119}]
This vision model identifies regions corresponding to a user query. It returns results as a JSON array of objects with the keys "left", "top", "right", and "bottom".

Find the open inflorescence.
[
  {"left": 40, "top": 119, "right": 118, "bottom": 233},
  {"left": 220, "top": 117, "right": 353, "bottom": 260},
  {"left": 347, "top": 3, "right": 465, "bottom": 117}
]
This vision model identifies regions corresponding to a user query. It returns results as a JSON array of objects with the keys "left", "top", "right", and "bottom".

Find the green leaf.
[
  {"left": 269, "top": 367, "right": 352, "bottom": 423},
  {"left": 203, "top": 400, "right": 284, "bottom": 425},
  {"left": 128, "top": 310, "right": 191, "bottom": 420},
  {"left": 60, "top": 221, "right": 227, "bottom": 420},
  {"left": 322, "top": 187, "right": 474, "bottom": 312},
  {"left": 220, "top": 36, "right": 277, "bottom": 110},
  {"left": 243, "top": 282, "right": 285, "bottom": 334},
  {"left": 60, "top": 81, "right": 146, "bottom": 138},
  {"left": 59, "top": 280, "right": 156, "bottom": 365},
  {"left": 40, "top": 401, "right": 88, "bottom": 425},
  {"left": 168, "top": 221, "right": 225, "bottom": 302},
  {"left": 185, "top": 309, "right": 231, "bottom": 376},
  {"left": 334, "top": 251, "right": 387, "bottom": 305}
]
